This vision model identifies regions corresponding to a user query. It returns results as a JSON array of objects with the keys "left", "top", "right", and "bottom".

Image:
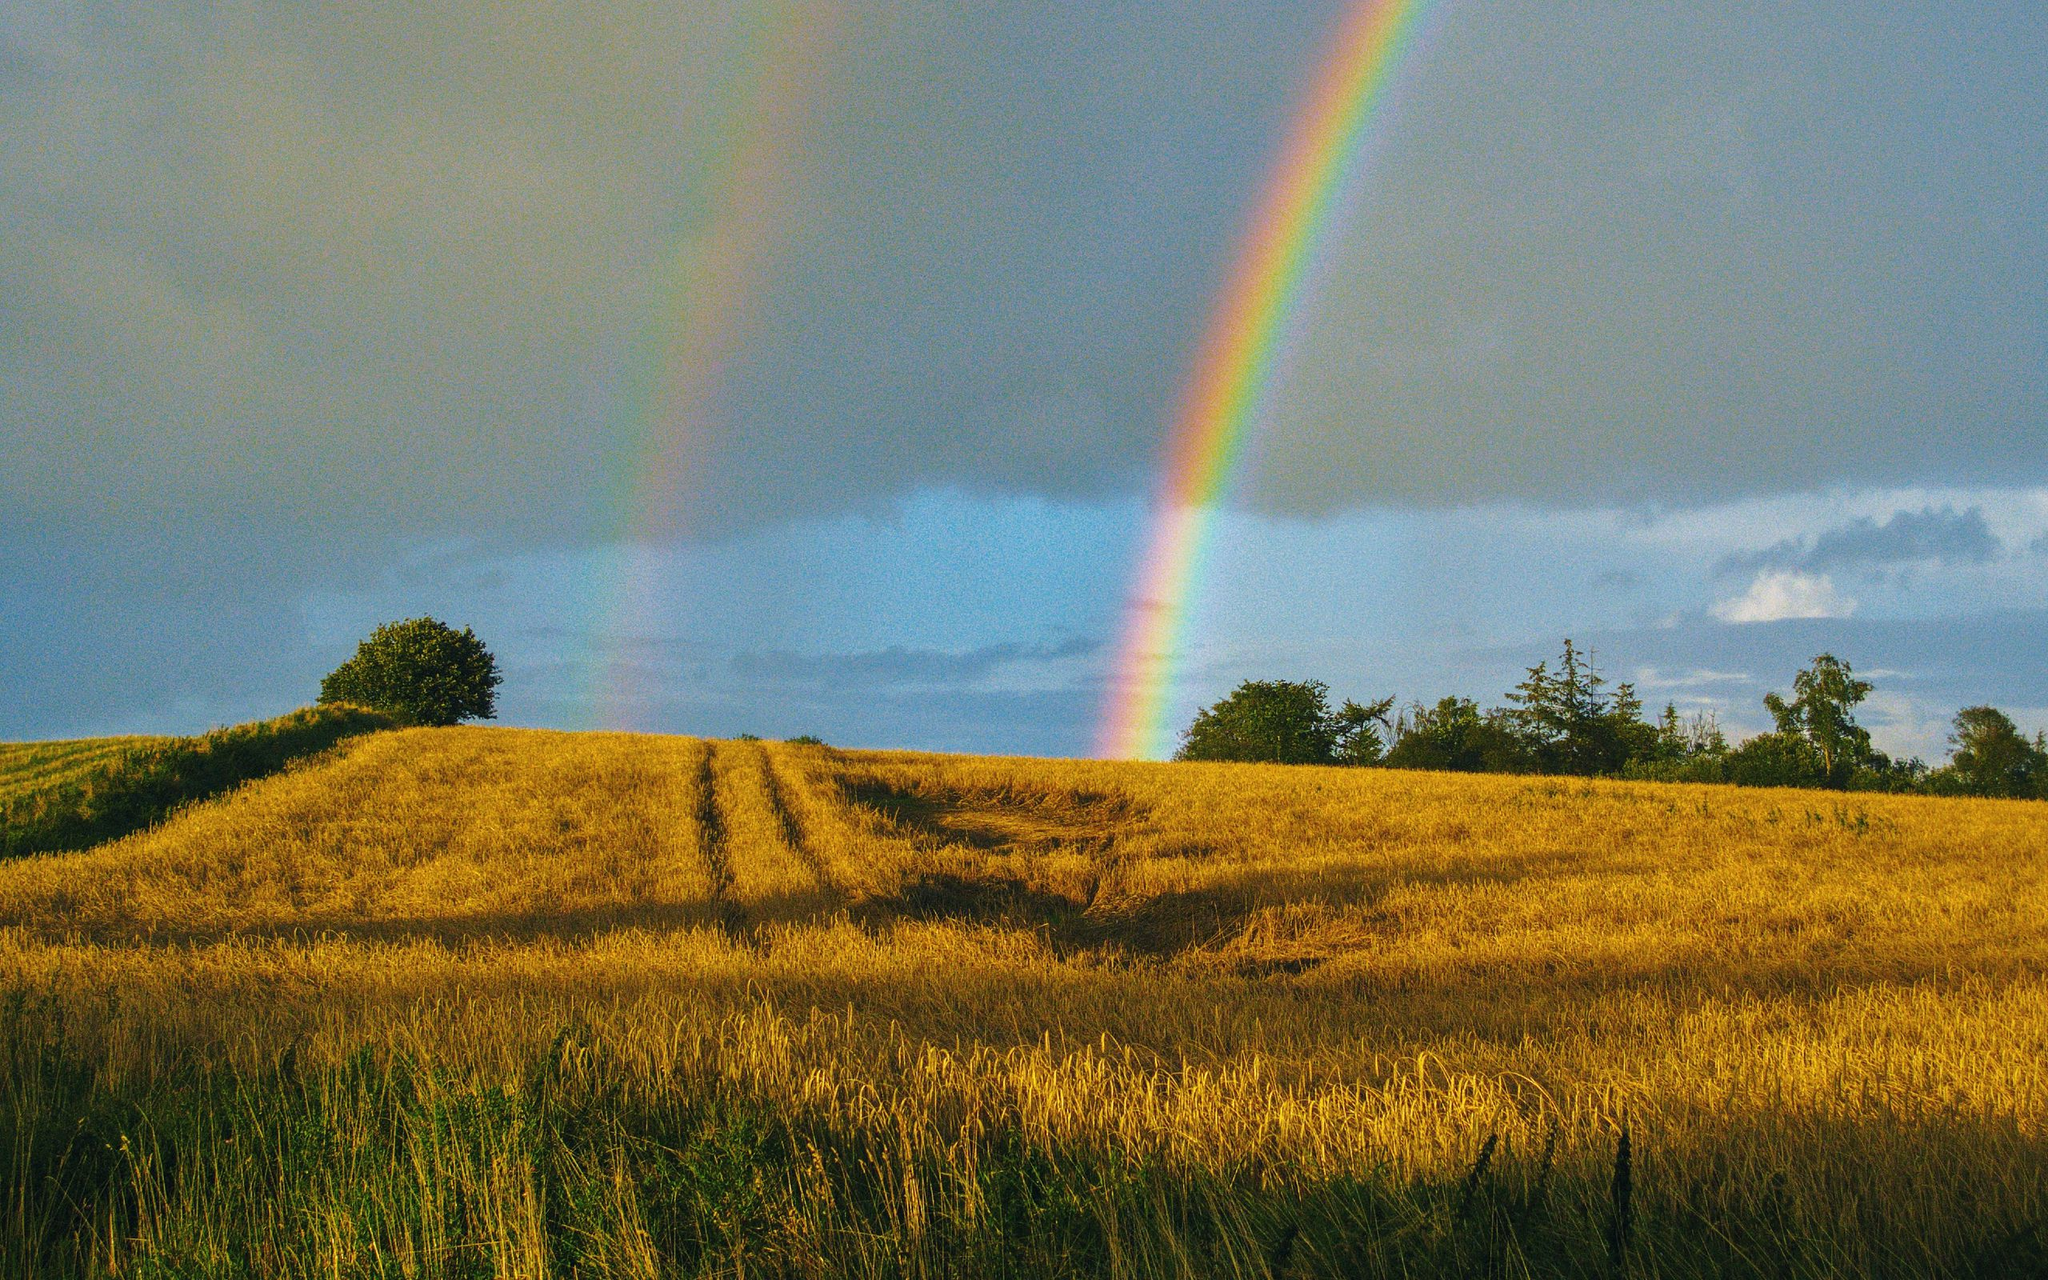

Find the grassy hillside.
[
  {"left": 0, "top": 705, "right": 395, "bottom": 859},
  {"left": 0, "top": 736, "right": 159, "bottom": 801},
  {"left": 3, "top": 727, "right": 2045, "bottom": 1277}
]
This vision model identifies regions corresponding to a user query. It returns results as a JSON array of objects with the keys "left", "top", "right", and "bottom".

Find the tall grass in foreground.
[{"left": 2, "top": 728, "right": 2045, "bottom": 1276}]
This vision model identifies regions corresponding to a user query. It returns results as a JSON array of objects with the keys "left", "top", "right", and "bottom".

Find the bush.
[
  {"left": 1619, "top": 755, "right": 1729, "bottom": 785},
  {"left": 319, "top": 618, "right": 501, "bottom": 726},
  {"left": 1176, "top": 681, "right": 1334, "bottom": 764},
  {"left": 1384, "top": 697, "right": 1536, "bottom": 774},
  {"left": 1723, "top": 732, "right": 1823, "bottom": 789},
  {"left": 0, "top": 705, "right": 396, "bottom": 859}
]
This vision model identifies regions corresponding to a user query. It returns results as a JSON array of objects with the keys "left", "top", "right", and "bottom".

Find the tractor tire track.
[
  {"left": 758, "top": 744, "right": 839, "bottom": 899},
  {"left": 693, "top": 743, "right": 742, "bottom": 930}
]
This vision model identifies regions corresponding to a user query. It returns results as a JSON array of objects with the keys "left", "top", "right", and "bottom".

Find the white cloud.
[
  {"left": 1631, "top": 665, "right": 1751, "bottom": 690},
  {"left": 1858, "top": 690, "right": 1956, "bottom": 764},
  {"left": 1711, "top": 571, "right": 1857, "bottom": 624}
]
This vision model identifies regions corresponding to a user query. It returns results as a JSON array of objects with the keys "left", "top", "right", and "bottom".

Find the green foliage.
[
  {"left": 786, "top": 734, "right": 827, "bottom": 746},
  {"left": 1176, "top": 681, "right": 1394, "bottom": 766},
  {"left": 1723, "top": 731, "right": 1824, "bottom": 789},
  {"left": 1332, "top": 695, "right": 1397, "bottom": 765},
  {"left": 1205, "top": 641, "right": 2040, "bottom": 799},
  {"left": 1502, "top": 640, "right": 1656, "bottom": 776},
  {"left": 1762, "top": 653, "right": 1874, "bottom": 786},
  {"left": 1383, "top": 697, "right": 1534, "bottom": 773},
  {"left": 0, "top": 705, "right": 395, "bottom": 859},
  {"left": 319, "top": 617, "right": 501, "bottom": 726},
  {"left": 1653, "top": 703, "right": 1728, "bottom": 763},
  {"left": 1385, "top": 643, "right": 1656, "bottom": 778},
  {"left": 1177, "top": 680, "right": 1338, "bottom": 764},
  {"left": 1622, "top": 705, "right": 1733, "bottom": 782},
  {"left": 1939, "top": 706, "right": 2046, "bottom": 799}
]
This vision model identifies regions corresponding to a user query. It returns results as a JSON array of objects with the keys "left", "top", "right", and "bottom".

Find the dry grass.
[{"left": 3, "top": 726, "right": 2045, "bottom": 1277}]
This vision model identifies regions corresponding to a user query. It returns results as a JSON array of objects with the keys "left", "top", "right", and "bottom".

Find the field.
[
  {"left": 0, "top": 737, "right": 158, "bottom": 803},
  {"left": 3, "top": 726, "right": 2046, "bottom": 1278}
]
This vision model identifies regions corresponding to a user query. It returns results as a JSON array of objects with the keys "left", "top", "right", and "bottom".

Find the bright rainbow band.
[{"left": 1097, "top": 0, "right": 1433, "bottom": 759}]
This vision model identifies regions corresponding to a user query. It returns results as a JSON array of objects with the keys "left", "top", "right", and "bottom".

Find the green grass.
[
  {"left": 0, "top": 706, "right": 396, "bottom": 860},
  {"left": 0, "top": 738, "right": 159, "bottom": 802},
  {"left": 14, "top": 1013, "right": 1946, "bottom": 1280},
  {"left": 12, "top": 1008, "right": 2039, "bottom": 1280}
]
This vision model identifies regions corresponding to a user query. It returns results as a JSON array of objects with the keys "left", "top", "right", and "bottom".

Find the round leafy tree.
[
  {"left": 1177, "top": 679, "right": 1395, "bottom": 766},
  {"left": 318, "top": 617, "right": 501, "bottom": 726},
  {"left": 1176, "top": 679, "right": 1338, "bottom": 765}
]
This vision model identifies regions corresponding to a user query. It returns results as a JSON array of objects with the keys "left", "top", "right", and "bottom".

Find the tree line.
[{"left": 1176, "top": 642, "right": 2046, "bottom": 799}]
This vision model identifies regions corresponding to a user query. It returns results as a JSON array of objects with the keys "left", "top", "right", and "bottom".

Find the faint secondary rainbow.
[
  {"left": 587, "top": 5, "right": 840, "bottom": 726},
  {"left": 1097, "top": 0, "right": 1436, "bottom": 760}
]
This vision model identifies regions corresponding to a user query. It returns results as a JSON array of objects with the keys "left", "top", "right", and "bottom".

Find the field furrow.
[
  {"left": 691, "top": 741, "right": 735, "bottom": 903},
  {"left": 709, "top": 741, "right": 834, "bottom": 914},
  {"left": 759, "top": 742, "right": 913, "bottom": 901},
  {"left": 758, "top": 744, "right": 834, "bottom": 884}
]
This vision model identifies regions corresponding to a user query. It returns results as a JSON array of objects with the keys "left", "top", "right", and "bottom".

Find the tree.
[
  {"left": 1761, "top": 653, "right": 1873, "bottom": 786},
  {"left": 1333, "top": 695, "right": 1397, "bottom": 765},
  {"left": 1177, "top": 679, "right": 1339, "bottom": 764},
  {"left": 1385, "top": 697, "right": 1535, "bottom": 773},
  {"left": 1946, "top": 705, "right": 2043, "bottom": 798},
  {"left": 1723, "top": 731, "right": 1823, "bottom": 789},
  {"left": 1603, "top": 679, "right": 1660, "bottom": 772},
  {"left": 319, "top": 617, "right": 501, "bottom": 726},
  {"left": 1622, "top": 703, "right": 1732, "bottom": 781},
  {"left": 1502, "top": 640, "right": 1652, "bottom": 775},
  {"left": 1175, "top": 680, "right": 1394, "bottom": 766},
  {"left": 1652, "top": 703, "right": 1728, "bottom": 763}
]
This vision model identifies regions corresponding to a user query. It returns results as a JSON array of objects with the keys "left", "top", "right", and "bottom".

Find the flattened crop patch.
[{"left": 842, "top": 778, "right": 1141, "bottom": 856}]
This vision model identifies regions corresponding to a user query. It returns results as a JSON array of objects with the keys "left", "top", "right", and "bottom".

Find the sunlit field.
[
  {"left": 0, "top": 738, "right": 157, "bottom": 803},
  {"left": 4, "top": 726, "right": 2045, "bottom": 1277}
]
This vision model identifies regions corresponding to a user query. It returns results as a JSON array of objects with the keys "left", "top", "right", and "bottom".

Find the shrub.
[
  {"left": 1385, "top": 697, "right": 1537, "bottom": 774},
  {"left": 1723, "top": 732, "right": 1823, "bottom": 789},
  {"left": 1177, "top": 680, "right": 1341, "bottom": 765},
  {"left": 319, "top": 617, "right": 501, "bottom": 726}
]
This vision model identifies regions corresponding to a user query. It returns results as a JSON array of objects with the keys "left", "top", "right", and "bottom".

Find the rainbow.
[
  {"left": 588, "top": 5, "right": 840, "bottom": 727},
  {"left": 1097, "top": 0, "right": 1436, "bottom": 760}
]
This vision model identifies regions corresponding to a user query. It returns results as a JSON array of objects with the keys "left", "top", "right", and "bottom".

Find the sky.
[{"left": 3, "top": 0, "right": 2044, "bottom": 761}]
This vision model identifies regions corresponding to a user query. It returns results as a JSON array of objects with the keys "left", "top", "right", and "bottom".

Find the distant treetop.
[
  {"left": 1175, "top": 679, "right": 1392, "bottom": 766},
  {"left": 318, "top": 617, "right": 501, "bottom": 727},
  {"left": 1173, "top": 643, "right": 2043, "bottom": 800}
]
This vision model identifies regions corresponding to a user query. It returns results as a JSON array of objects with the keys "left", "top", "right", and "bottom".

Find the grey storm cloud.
[
  {"left": 1725, "top": 507, "right": 2004, "bottom": 574},
  {"left": 2, "top": 0, "right": 2043, "bottom": 559}
]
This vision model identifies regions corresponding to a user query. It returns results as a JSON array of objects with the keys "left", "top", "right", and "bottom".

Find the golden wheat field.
[{"left": 3, "top": 726, "right": 2046, "bottom": 1278}]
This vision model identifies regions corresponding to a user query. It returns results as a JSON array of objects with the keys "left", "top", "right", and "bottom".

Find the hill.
[
  {"left": 0, "top": 735, "right": 159, "bottom": 800},
  {"left": 0, "top": 706, "right": 394, "bottom": 859},
  {"left": 3, "top": 726, "right": 2045, "bottom": 1277}
]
